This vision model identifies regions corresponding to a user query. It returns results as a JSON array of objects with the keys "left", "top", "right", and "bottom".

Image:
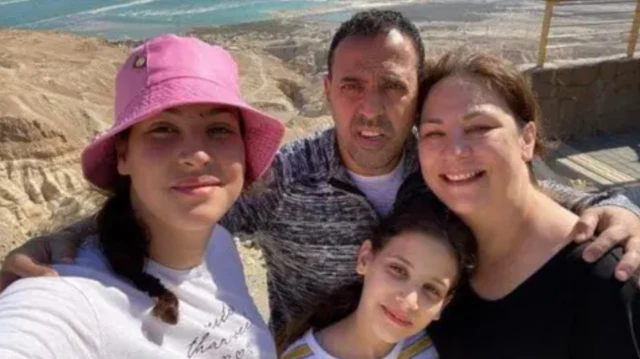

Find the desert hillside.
[
  {"left": 0, "top": 27, "right": 333, "bottom": 259},
  {"left": 0, "top": 30, "right": 125, "bottom": 256}
]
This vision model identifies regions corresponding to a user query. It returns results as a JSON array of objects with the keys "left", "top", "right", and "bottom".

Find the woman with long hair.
[{"left": 0, "top": 34, "right": 284, "bottom": 358}]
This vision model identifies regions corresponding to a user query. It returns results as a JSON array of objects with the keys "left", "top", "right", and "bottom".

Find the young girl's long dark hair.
[
  {"left": 95, "top": 132, "right": 179, "bottom": 325},
  {"left": 276, "top": 182, "right": 477, "bottom": 353}
]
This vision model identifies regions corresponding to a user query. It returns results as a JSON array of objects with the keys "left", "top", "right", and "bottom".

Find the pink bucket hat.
[{"left": 81, "top": 34, "right": 285, "bottom": 190}]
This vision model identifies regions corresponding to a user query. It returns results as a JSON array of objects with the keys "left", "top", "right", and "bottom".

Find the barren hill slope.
[{"left": 0, "top": 29, "right": 331, "bottom": 259}]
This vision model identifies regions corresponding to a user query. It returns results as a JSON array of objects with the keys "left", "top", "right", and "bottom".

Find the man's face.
[{"left": 325, "top": 29, "right": 419, "bottom": 176}]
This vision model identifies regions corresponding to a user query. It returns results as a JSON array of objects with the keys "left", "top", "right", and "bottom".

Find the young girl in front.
[
  {"left": 279, "top": 188, "right": 477, "bottom": 359},
  {"left": 0, "top": 34, "right": 284, "bottom": 358}
]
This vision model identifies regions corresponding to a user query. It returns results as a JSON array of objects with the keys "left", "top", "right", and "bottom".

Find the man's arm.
[
  {"left": 398, "top": 170, "right": 640, "bottom": 286},
  {"left": 540, "top": 179, "right": 640, "bottom": 283},
  {"left": 539, "top": 179, "right": 640, "bottom": 217},
  {"left": 221, "top": 166, "right": 283, "bottom": 234},
  {"left": 0, "top": 159, "right": 286, "bottom": 292},
  {"left": 0, "top": 216, "right": 95, "bottom": 291}
]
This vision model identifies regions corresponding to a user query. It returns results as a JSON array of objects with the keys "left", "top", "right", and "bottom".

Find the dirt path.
[{"left": 248, "top": 52, "right": 269, "bottom": 99}]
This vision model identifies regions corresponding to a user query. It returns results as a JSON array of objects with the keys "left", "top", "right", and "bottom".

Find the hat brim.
[{"left": 81, "top": 77, "right": 285, "bottom": 190}]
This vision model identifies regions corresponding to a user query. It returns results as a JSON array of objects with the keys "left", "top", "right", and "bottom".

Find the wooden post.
[
  {"left": 628, "top": 0, "right": 640, "bottom": 57},
  {"left": 538, "top": 0, "right": 557, "bottom": 67}
]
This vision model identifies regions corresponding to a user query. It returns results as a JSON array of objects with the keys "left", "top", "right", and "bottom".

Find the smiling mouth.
[
  {"left": 172, "top": 176, "right": 221, "bottom": 195},
  {"left": 382, "top": 305, "right": 413, "bottom": 327},
  {"left": 441, "top": 170, "right": 485, "bottom": 184}
]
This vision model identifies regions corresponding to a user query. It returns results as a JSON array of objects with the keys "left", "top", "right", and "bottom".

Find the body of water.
[{"left": 0, "top": 0, "right": 340, "bottom": 39}]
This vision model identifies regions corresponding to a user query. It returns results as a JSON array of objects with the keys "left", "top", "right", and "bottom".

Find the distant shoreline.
[
  {"left": 0, "top": 0, "right": 425, "bottom": 41},
  {"left": 4, "top": 0, "right": 635, "bottom": 65}
]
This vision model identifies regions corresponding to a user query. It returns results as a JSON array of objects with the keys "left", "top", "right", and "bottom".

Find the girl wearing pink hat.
[{"left": 0, "top": 34, "right": 284, "bottom": 358}]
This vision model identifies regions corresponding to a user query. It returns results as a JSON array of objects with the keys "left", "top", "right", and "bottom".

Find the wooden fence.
[{"left": 538, "top": 0, "right": 640, "bottom": 66}]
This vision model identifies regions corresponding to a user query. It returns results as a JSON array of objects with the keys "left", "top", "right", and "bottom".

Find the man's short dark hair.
[{"left": 327, "top": 9, "right": 425, "bottom": 79}]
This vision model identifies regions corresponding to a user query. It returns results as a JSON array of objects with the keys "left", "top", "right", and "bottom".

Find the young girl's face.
[
  {"left": 356, "top": 230, "right": 459, "bottom": 343},
  {"left": 116, "top": 104, "right": 245, "bottom": 232}
]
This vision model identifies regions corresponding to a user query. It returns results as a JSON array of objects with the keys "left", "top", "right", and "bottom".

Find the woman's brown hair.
[
  {"left": 419, "top": 48, "right": 545, "bottom": 155},
  {"left": 276, "top": 186, "right": 477, "bottom": 354},
  {"left": 96, "top": 130, "right": 179, "bottom": 325}
]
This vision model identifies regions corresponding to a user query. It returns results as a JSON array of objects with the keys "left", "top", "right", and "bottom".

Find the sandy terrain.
[{"left": 1, "top": 0, "right": 637, "bottom": 319}]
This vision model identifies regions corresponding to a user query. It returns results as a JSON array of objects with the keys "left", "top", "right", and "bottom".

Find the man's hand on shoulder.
[
  {"left": 571, "top": 206, "right": 640, "bottom": 286},
  {"left": 0, "top": 216, "right": 96, "bottom": 292}
]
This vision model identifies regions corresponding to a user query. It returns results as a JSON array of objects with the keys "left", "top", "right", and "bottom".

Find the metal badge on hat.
[{"left": 134, "top": 56, "right": 146, "bottom": 69}]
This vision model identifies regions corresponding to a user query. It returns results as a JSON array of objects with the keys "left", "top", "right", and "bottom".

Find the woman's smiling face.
[{"left": 418, "top": 75, "right": 536, "bottom": 216}]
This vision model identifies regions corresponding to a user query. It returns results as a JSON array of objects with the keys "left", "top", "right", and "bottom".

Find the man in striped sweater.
[{"left": 3, "top": 10, "right": 640, "bottom": 338}]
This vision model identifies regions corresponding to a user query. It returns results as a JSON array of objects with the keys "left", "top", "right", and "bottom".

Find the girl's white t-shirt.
[
  {"left": 282, "top": 328, "right": 438, "bottom": 359},
  {"left": 0, "top": 225, "right": 276, "bottom": 359}
]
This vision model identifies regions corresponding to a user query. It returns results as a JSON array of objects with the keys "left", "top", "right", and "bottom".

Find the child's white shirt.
[{"left": 0, "top": 225, "right": 276, "bottom": 358}]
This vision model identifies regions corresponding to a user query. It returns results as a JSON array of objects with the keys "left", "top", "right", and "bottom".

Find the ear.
[
  {"left": 115, "top": 138, "right": 131, "bottom": 176},
  {"left": 323, "top": 74, "right": 332, "bottom": 104},
  {"left": 433, "top": 292, "right": 455, "bottom": 321},
  {"left": 520, "top": 122, "right": 537, "bottom": 162},
  {"left": 356, "top": 240, "right": 374, "bottom": 276}
]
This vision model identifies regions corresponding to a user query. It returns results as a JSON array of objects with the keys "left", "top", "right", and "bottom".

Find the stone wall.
[{"left": 523, "top": 56, "right": 640, "bottom": 141}]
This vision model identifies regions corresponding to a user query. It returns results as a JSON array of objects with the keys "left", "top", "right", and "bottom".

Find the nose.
[
  {"left": 178, "top": 135, "right": 212, "bottom": 169},
  {"left": 445, "top": 129, "right": 471, "bottom": 158},
  {"left": 358, "top": 89, "right": 384, "bottom": 120},
  {"left": 398, "top": 290, "right": 420, "bottom": 312}
]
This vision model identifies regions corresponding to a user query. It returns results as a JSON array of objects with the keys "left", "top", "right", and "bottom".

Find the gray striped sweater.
[{"left": 221, "top": 127, "right": 639, "bottom": 334}]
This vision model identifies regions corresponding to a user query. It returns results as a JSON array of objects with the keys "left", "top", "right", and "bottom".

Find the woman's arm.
[{"left": 0, "top": 276, "right": 102, "bottom": 358}]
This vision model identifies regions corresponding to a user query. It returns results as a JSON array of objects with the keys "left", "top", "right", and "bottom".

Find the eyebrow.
[
  {"left": 382, "top": 73, "right": 408, "bottom": 83},
  {"left": 420, "top": 117, "right": 442, "bottom": 125},
  {"left": 339, "top": 76, "right": 363, "bottom": 83},
  {"left": 390, "top": 255, "right": 414, "bottom": 269},
  {"left": 420, "top": 109, "right": 491, "bottom": 125},
  {"left": 164, "top": 106, "right": 237, "bottom": 117},
  {"left": 462, "top": 109, "right": 491, "bottom": 121},
  {"left": 203, "top": 107, "right": 238, "bottom": 117},
  {"left": 389, "top": 255, "right": 451, "bottom": 289},
  {"left": 382, "top": 76, "right": 408, "bottom": 87},
  {"left": 430, "top": 277, "right": 449, "bottom": 289}
]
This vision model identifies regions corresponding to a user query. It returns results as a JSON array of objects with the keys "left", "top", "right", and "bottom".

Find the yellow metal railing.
[
  {"left": 629, "top": 0, "right": 640, "bottom": 55},
  {"left": 537, "top": 0, "right": 640, "bottom": 66}
]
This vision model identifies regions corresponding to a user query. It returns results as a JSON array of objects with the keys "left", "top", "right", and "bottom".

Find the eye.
[
  {"left": 388, "top": 263, "right": 408, "bottom": 279},
  {"left": 384, "top": 82, "right": 406, "bottom": 92},
  {"left": 423, "top": 283, "right": 443, "bottom": 300},
  {"left": 421, "top": 131, "right": 445, "bottom": 139},
  {"left": 341, "top": 83, "right": 363, "bottom": 93},
  {"left": 465, "top": 125, "right": 493, "bottom": 134},
  {"left": 207, "top": 125, "right": 234, "bottom": 137},
  {"left": 149, "top": 123, "right": 178, "bottom": 136}
]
